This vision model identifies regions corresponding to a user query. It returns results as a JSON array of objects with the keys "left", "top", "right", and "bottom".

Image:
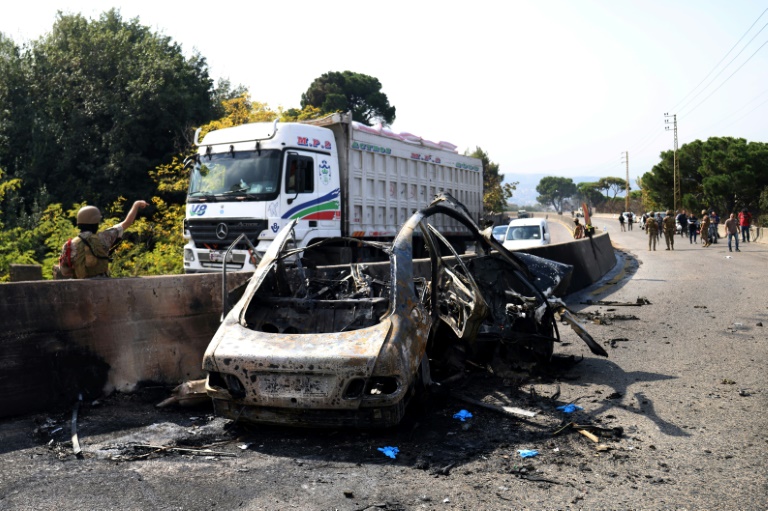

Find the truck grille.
[{"left": 187, "top": 218, "right": 267, "bottom": 249}]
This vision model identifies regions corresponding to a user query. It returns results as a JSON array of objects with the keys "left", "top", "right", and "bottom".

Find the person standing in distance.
[
  {"left": 645, "top": 211, "right": 658, "bottom": 251},
  {"left": 700, "top": 210, "right": 711, "bottom": 248},
  {"left": 676, "top": 209, "right": 688, "bottom": 238},
  {"left": 739, "top": 208, "right": 752, "bottom": 243},
  {"left": 724, "top": 213, "right": 741, "bottom": 253},
  {"left": 56, "top": 200, "right": 149, "bottom": 279},
  {"left": 573, "top": 218, "right": 585, "bottom": 239},
  {"left": 663, "top": 209, "right": 676, "bottom": 250}
]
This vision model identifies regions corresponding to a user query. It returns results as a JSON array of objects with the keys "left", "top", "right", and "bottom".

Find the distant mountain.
[{"left": 503, "top": 173, "right": 640, "bottom": 206}]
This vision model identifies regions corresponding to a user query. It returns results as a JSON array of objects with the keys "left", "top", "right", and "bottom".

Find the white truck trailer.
[{"left": 183, "top": 112, "right": 483, "bottom": 273}]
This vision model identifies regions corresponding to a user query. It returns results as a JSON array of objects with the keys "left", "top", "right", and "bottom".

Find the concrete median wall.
[
  {"left": 0, "top": 273, "right": 250, "bottom": 419},
  {"left": 518, "top": 231, "right": 616, "bottom": 294},
  {"left": 0, "top": 234, "right": 615, "bottom": 419}
]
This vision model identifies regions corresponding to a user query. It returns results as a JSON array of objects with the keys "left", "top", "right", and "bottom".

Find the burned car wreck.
[{"left": 203, "top": 194, "right": 606, "bottom": 428}]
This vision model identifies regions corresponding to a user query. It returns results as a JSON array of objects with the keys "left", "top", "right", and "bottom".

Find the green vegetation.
[
  {"left": 640, "top": 137, "right": 768, "bottom": 219},
  {"left": 0, "top": 12, "right": 512, "bottom": 280},
  {"left": 469, "top": 147, "right": 517, "bottom": 215},
  {"left": 300, "top": 71, "right": 396, "bottom": 125},
  {"left": 536, "top": 176, "right": 577, "bottom": 214},
  {"left": 536, "top": 137, "right": 767, "bottom": 219}
]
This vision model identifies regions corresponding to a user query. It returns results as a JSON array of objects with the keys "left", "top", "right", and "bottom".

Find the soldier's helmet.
[{"left": 77, "top": 205, "right": 102, "bottom": 224}]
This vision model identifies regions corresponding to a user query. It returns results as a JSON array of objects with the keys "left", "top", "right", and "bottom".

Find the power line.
[
  {"left": 667, "top": 7, "right": 768, "bottom": 113},
  {"left": 687, "top": 87, "right": 768, "bottom": 139},
  {"left": 679, "top": 38, "right": 768, "bottom": 118},
  {"left": 675, "top": 21, "right": 768, "bottom": 115}
]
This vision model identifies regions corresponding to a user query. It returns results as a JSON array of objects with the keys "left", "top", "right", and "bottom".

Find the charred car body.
[{"left": 203, "top": 194, "right": 606, "bottom": 428}]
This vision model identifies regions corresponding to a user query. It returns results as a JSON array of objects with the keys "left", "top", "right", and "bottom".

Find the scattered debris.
[
  {"left": 606, "top": 338, "right": 631, "bottom": 348},
  {"left": 606, "top": 392, "right": 623, "bottom": 400},
  {"left": 553, "top": 422, "right": 624, "bottom": 440},
  {"left": 453, "top": 410, "right": 473, "bottom": 421},
  {"left": 721, "top": 379, "right": 736, "bottom": 385},
  {"left": 71, "top": 394, "right": 82, "bottom": 457},
  {"left": 517, "top": 449, "right": 539, "bottom": 458},
  {"left": 156, "top": 379, "right": 210, "bottom": 408},
  {"left": 581, "top": 297, "right": 650, "bottom": 306},
  {"left": 757, "top": 322, "right": 763, "bottom": 327},
  {"left": 738, "top": 389, "right": 751, "bottom": 397},
  {"left": 555, "top": 308, "right": 609, "bottom": 357},
  {"left": 578, "top": 311, "right": 640, "bottom": 325},
  {"left": 577, "top": 429, "right": 599, "bottom": 443},
  {"left": 377, "top": 446, "right": 399, "bottom": 459},
  {"left": 556, "top": 403, "right": 583, "bottom": 414},
  {"left": 453, "top": 393, "right": 539, "bottom": 419},
  {"left": 131, "top": 445, "right": 236, "bottom": 458},
  {"left": 433, "top": 462, "right": 456, "bottom": 476}
]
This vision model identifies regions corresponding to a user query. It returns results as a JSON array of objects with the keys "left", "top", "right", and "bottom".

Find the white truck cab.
[{"left": 184, "top": 121, "right": 342, "bottom": 273}]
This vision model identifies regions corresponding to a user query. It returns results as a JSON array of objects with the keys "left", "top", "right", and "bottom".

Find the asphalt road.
[{"left": 1, "top": 223, "right": 766, "bottom": 510}]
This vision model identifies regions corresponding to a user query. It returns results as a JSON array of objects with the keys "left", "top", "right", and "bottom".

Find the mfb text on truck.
[{"left": 182, "top": 112, "right": 484, "bottom": 273}]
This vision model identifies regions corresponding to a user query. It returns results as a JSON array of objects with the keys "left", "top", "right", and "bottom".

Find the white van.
[{"left": 502, "top": 217, "right": 551, "bottom": 250}]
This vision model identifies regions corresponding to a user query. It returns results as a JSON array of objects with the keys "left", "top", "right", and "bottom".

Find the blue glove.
[
  {"left": 453, "top": 409, "right": 473, "bottom": 421},
  {"left": 377, "top": 446, "right": 399, "bottom": 459}
]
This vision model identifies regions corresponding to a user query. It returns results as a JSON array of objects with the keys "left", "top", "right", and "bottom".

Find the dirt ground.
[{"left": 1, "top": 228, "right": 767, "bottom": 511}]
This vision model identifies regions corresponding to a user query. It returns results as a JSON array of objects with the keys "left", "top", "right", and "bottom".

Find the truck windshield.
[{"left": 188, "top": 150, "right": 281, "bottom": 200}]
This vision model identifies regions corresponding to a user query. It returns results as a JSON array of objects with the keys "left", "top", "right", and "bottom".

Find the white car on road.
[{"left": 502, "top": 217, "right": 551, "bottom": 251}]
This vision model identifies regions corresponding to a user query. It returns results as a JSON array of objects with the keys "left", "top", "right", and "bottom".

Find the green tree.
[
  {"left": 641, "top": 137, "right": 768, "bottom": 215},
  {"left": 2, "top": 10, "right": 218, "bottom": 215},
  {"left": 300, "top": 71, "right": 396, "bottom": 125},
  {"left": 576, "top": 181, "right": 604, "bottom": 211},
  {"left": 536, "top": 176, "right": 576, "bottom": 213},
  {"left": 469, "top": 147, "right": 517, "bottom": 214},
  {"left": 596, "top": 176, "right": 629, "bottom": 210}
]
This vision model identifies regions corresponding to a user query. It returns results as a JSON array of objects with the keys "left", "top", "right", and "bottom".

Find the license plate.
[
  {"left": 258, "top": 375, "right": 331, "bottom": 397},
  {"left": 209, "top": 250, "right": 233, "bottom": 263}
]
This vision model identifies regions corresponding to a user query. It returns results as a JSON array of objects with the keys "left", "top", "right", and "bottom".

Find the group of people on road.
[
  {"left": 627, "top": 207, "right": 754, "bottom": 253},
  {"left": 642, "top": 210, "right": 676, "bottom": 251}
]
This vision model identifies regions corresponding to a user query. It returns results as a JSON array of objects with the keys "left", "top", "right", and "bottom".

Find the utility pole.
[
  {"left": 664, "top": 113, "right": 680, "bottom": 212},
  {"left": 621, "top": 151, "right": 630, "bottom": 212}
]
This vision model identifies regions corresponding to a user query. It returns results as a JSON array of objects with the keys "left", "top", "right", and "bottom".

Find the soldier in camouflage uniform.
[
  {"left": 645, "top": 211, "right": 659, "bottom": 251},
  {"left": 56, "top": 200, "right": 148, "bottom": 279},
  {"left": 663, "top": 209, "right": 676, "bottom": 250},
  {"left": 700, "top": 210, "right": 712, "bottom": 248}
]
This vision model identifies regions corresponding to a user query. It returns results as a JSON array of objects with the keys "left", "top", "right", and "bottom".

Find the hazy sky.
[{"left": 2, "top": 1, "right": 766, "bottom": 185}]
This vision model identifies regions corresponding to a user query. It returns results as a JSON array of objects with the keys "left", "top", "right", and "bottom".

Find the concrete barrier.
[
  {"left": 514, "top": 232, "right": 616, "bottom": 294},
  {"left": 0, "top": 232, "right": 616, "bottom": 419},
  {"left": 0, "top": 273, "right": 250, "bottom": 418}
]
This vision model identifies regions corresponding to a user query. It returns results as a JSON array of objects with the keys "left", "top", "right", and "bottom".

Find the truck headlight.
[{"left": 184, "top": 248, "right": 195, "bottom": 262}]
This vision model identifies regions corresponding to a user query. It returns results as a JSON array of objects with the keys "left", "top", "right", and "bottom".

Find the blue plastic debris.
[
  {"left": 556, "top": 403, "right": 583, "bottom": 414},
  {"left": 377, "top": 446, "right": 399, "bottom": 459},
  {"left": 517, "top": 449, "right": 539, "bottom": 458},
  {"left": 453, "top": 410, "right": 473, "bottom": 421}
]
